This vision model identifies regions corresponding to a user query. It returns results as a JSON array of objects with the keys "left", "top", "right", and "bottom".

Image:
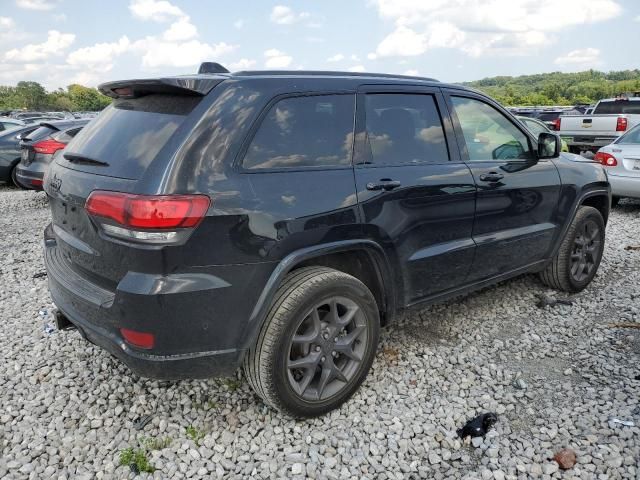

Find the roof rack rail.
[
  {"left": 198, "top": 62, "right": 230, "bottom": 74},
  {"left": 232, "top": 70, "right": 439, "bottom": 82}
]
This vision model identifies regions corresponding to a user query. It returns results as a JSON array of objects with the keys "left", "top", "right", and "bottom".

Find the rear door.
[
  {"left": 444, "top": 90, "right": 561, "bottom": 281},
  {"left": 353, "top": 85, "right": 476, "bottom": 305}
]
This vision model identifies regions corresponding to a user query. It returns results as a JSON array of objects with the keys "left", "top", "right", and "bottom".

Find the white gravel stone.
[{"left": 0, "top": 187, "right": 638, "bottom": 479}]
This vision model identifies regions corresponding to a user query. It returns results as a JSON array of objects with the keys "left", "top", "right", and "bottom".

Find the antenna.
[{"left": 198, "top": 62, "right": 230, "bottom": 74}]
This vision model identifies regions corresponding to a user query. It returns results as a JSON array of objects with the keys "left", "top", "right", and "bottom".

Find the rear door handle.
[
  {"left": 366, "top": 179, "right": 402, "bottom": 191},
  {"left": 479, "top": 172, "right": 504, "bottom": 182}
]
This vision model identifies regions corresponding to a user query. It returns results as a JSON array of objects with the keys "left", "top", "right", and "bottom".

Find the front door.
[
  {"left": 444, "top": 91, "right": 562, "bottom": 281},
  {"left": 353, "top": 87, "right": 476, "bottom": 305}
]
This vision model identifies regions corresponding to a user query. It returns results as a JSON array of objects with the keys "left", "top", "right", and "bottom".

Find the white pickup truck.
[{"left": 558, "top": 95, "right": 640, "bottom": 153}]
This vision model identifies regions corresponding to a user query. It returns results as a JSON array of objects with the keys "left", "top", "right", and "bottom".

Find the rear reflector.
[
  {"left": 551, "top": 118, "right": 561, "bottom": 131},
  {"left": 616, "top": 117, "right": 628, "bottom": 132},
  {"left": 31, "top": 179, "right": 43, "bottom": 187},
  {"left": 594, "top": 151, "right": 618, "bottom": 167},
  {"left": 33, "top": 139, "right": 66, "bottom": 155},
  {"left": 120, "top": 328, "right": 155, "bottom": 349}
]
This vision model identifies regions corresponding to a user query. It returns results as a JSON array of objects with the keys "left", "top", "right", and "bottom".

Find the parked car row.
[
  {"left": 0, "top": 119, "right": 88, "bottom": 188},
  {"left": 558, "top": 93, "right": 640, "bottom": 153}
]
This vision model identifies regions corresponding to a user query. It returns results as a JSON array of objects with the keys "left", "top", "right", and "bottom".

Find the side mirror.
[{"left": 537, "top": 132, "right": 560, "bottom": 159}]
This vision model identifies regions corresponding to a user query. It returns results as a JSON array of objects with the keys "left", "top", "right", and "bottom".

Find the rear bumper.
[
  {"left": 43, "top": 223, "right": 275, "bottom": 380},
  {"left": 608, "top": 174, "right": 640, "bottom": 199},
  {"left": 15, "top": 165, "right": 44, "bottom": 190},
  {"left": 560, "top": 135, "right": 618, "bottom": 149}
]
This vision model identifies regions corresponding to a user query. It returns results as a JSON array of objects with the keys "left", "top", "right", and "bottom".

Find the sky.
[{"left": 0, "top": 0, "right": 638, "bottom": 90}]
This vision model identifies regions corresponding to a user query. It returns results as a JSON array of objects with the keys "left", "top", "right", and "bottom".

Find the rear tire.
[
  {"left": 243, "top": 266, "right": 380, "bottom": 418},
  {"left": 539, "top": 206, "right": 605, "bottom": 293}
]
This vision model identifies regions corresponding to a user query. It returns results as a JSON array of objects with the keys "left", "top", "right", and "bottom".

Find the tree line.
[
  {"left": 2, "top": 69, "right": 640, "bottom": 111},
  {"left": 465, "top": 69, "right": 640, "bottom": 106},
  {"left": 0, "top": 81, "right": 112, "bottom": 112}
]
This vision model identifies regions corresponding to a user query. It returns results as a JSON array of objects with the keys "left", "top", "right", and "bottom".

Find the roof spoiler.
[{"left": 98, "top": 76, "right": 225, "bottom": 99}]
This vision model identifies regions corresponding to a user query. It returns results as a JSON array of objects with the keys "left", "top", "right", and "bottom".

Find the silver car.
[{"left": 596, "top": 124, "right": 640, "bottom": 206}]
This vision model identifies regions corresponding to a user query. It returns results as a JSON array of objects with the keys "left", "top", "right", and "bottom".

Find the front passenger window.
[{"left": 451, "top": 96, "right": 533, "bottom": 161}]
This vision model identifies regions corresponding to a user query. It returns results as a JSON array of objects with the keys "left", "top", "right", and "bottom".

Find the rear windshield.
[
  {"left": 22, "top": 125, "right": 57, "bottom": 143},
  {"left": 594, "top": 100, "right": 640, "bottom": 115},
  {"left": 60, "top": 94, "right": 201, "bottom": 179}
]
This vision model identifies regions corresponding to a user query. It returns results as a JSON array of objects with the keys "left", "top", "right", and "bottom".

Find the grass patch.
[
  {"left": 141, "top": 435, "right": 172, "bottom": 451},
  {"left": 119, "top": 447, "right": 154, "bottom": 474},
  {"left": 186, "top": 425, "right": 205, "bottom": 446},
  {"left": 220, "top": 377, "right": 242, "bottom": 391}
]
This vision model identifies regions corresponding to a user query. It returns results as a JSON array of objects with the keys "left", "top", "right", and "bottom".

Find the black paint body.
[{"left": 43, "top": 72, "right": 610, "bottom": 379}]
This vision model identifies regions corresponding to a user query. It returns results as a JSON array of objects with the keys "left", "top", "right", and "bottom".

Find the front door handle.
[
  {"left": 479, "top": 172, "right": 504, "bottom": 182},
  {"left": 366, "top": 179, "right": 402, "bottom": 191}
]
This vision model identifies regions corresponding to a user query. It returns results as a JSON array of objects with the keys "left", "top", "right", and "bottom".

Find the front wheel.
[
  {"left": 243, "top": 266, "right": 380, "bottom": 417},
  {"left": 539, "top": 206, "right": 605, "bottom": 292}
]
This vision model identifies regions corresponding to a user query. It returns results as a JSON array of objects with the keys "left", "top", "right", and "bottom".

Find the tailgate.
[
  {"left": 560, "top": 115, "right": 620, "bottom": 136},
  {"left": 44, "top": 162, "right": 142, "bottom": 286}
]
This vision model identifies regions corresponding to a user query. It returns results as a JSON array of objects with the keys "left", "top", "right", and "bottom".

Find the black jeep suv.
[{"left": 43, "top": 68, "right": 610, "bottom": 417}]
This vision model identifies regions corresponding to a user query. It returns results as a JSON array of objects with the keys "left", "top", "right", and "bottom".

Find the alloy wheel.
[
  {"left": 287, "top": 296, "right": 368, "bottom": 401},
  {"left": 570, "top": 219, "right": 601, "bottom": 282}
]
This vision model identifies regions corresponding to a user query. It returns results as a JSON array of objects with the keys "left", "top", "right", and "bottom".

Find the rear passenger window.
[
  {"left": 243, "top": 94, "right": 355, "bottom": 169},
  {"left": 364, "top": 94, "right": 449, "bottom": 165}
]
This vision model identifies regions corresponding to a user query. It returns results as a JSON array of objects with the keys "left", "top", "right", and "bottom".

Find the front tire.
[
  {"left": 243, "top": 266, "right": 380, "bottom": 418},
  {"left": 539, "top": 206, "right": 605, "bottom": 292}
]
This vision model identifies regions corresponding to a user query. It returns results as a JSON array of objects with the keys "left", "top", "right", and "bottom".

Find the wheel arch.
[{"left": 239, "top": 240, "right": 397, "bottom": 352}]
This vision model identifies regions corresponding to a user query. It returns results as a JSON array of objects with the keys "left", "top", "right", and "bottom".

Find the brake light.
[
  {"left": 120, "top": 328, "right": 155, "bottom": 349},
  {"left": 594, "top": 151, "right": 618, "bottom": 167},
  {"left": 551, "top": 118, "right": 561, "bottom": 131},
  {"left": 616, "top": 117, "right": 627, "bottom": 132},
  {"left": 85, "top": 191, "right": 210, "bottom": 243},
  {"left": 33, "top": 139, "right": 66, "bottom": 155}
]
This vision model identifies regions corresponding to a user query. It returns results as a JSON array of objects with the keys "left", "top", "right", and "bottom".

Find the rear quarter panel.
[{"left": 552, "top": 153, "right": 610, "bottom": 234}]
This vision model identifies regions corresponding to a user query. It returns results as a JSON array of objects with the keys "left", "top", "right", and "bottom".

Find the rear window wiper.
[{"left": 63, "top": 152, "right": 109, "bottom": 166}]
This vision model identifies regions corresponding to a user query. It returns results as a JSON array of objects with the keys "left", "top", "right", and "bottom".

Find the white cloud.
[
  {"left": 163, "top": 17, "right": 198, "bottom": 41},
  {"left": 367, "top": 52, "right": 377, "bottom": 60},
  {"left": 233, "top": 19, "right": 245, "bottom": 29},
  {"left": 4, "top": 30, "right": 75, "bottom": 62},
  {"left": 132, "top": 38, "right": 236, "bottom": 68},
  {"left": 348, "top": 65, "right": 366, "bottom": 72},
  {"left": 327, "top": 53, "right": 345, "bottom": 62},
  {"left": 270, "top": 5, "right": 310, "bottom": 25},
  {"left": 554, "top": 48, "right": 601, "bottom": 66},
  {"left": 129, "top": 0, "right": 185, "bottom": 22},
  {"left": 66, "top": 36, "right": 131, "bottom": 73},
  {"left": 373, "top": 0, "right": 622, "bottom": 58},
  {"left": 264, "top": 48, "right": 292, "bottom": 68},
  {"left": 229, "top": 58, "right": 256, "bottom": 70},
  {"left": 0, "top": 17, "right": 15, "bottom": 29},
  {"left": 376, "top": 25, "right": 428, "bottom": 57},
  {"left": 16, "top": 0, "right": 57, "bottom": 10}
]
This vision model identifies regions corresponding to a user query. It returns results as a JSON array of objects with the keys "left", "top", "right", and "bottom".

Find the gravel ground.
[{"left": 0, "top": 185, "right": 638, "bottom": 480}]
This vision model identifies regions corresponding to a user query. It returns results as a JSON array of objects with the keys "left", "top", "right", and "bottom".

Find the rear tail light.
[
  {"left": 594, "top": 151, "right": 618, "bottom": 167},
  {"left": 551, "top": 118, "right": 561, "bottom": 131},
  {"left": 85, "top": 191, "right": 210, "bottom": 243},
  {"left": 33, "top": 139, "right": 66, "bottom": 155},
  {"left": 120, "top": 328, "right": 155, "bottom": 349},
  {"left": 616, "top": 117, "right": 627, "bottom": 132}
]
